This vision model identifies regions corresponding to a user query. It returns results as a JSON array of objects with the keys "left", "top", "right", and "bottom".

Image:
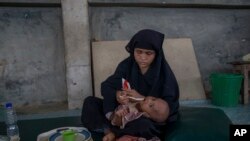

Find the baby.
[
  {"left": 103, "top": 96, "right": 169, "bottom": 141},
  {"left": 103, "top": 79, "right": 169, "bottom": 141},
  {"left": 111, "top": 96, "right": 169, "bottom": 129}
]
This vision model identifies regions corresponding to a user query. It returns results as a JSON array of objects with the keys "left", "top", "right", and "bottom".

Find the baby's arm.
[{"left": 111, "top": 105, "right": 129, "bottom": 127}]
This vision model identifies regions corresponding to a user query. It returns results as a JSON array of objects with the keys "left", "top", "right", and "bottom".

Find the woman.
[{"left": 81, "top": 29, "right": 179, "bottom": 141}]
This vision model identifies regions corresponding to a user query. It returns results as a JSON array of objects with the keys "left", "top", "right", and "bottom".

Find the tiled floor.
[{"left": 1, "top": 100, "right": 250, "bottom": 125}]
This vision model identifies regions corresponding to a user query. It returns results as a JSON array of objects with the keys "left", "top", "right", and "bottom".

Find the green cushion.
[
  {"left": 0, "top": 107, "right": 231, "bottom": 141},
  {"left": 165, "top": 107, "right": 231, "bottom": 141}
]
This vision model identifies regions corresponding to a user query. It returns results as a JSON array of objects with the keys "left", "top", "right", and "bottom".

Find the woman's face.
[{"left": 134, "top": 48, "right": 156, "bottom": 73}]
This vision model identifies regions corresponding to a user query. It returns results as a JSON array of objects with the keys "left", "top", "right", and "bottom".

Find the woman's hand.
[
  {"left": 122, "top": 89, "right": 145, "bottom": 100},
  {"left": 116, "top": 90, "right": 129, "bottom": 105}
]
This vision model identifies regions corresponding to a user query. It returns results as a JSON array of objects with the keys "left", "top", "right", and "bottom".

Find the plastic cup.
[{"left": 62, "top": 129, "right": 77, "bottom": 141}]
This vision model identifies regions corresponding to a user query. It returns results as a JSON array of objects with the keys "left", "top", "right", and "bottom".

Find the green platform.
[{"left": 0, "top": 107, "right": 231, "bottom": 141}]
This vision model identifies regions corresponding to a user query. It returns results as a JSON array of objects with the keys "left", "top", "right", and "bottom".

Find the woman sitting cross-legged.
[{"left": 81, "top": 29, "right": 180, "bottom": 141}]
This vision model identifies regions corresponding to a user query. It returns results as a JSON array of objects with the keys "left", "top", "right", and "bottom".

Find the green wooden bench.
[{"left": 0, "top": 107, "right": 231, "bottom": 141}]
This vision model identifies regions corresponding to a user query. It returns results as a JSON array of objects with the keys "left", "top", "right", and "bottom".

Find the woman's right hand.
[
  {"left": 122, "top": 89, "right": 144, "bottom": 100},
  {"left": 116, "top": 90, "right": 129, "bottom": 105}
]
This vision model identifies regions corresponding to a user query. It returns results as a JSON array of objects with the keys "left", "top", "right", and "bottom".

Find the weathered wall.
[
  {"left": 0, "top": 0, "right": 91, "bottom": 110},
  {"left": 61, "top": 0, "right": 91, "bottom": 109},
  {"left": 0, "top": 0, "right": 250, "bottom": 111},
  {"left": 0, "top": 0, "right": 91, "bottom": 111},
  {"left": 89, "top": 2, "right": 250, "bottom": 93},
  {"left": 0, "top": 7, "right": 67, "bottom": 106}
]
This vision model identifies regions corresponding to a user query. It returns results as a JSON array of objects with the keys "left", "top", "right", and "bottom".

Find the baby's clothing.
[{"left": 114, "top": 103, "right": 144, "bottom": 129}]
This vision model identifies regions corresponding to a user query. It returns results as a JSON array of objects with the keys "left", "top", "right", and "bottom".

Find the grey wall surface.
[
  {"left": 89, "top": 6, "right": 250, "bottom": 93},
  {"left": 0, "top": 7, "right": 66, "bottom": 107},
  {"left": 89, "top": 0, "right": 250, "bottom": 5},
  {"left": 0, "top": 0, "right": 250, "bottom": 110}
]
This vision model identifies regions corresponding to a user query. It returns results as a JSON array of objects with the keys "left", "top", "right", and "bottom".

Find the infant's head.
[{"left": 139, "top": 96, "right": 169, "bottom": 122}]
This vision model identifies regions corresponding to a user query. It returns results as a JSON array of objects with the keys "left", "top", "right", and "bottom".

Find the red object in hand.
[{"left": 122, "top": 78, "right": 131, "bottom": 90}]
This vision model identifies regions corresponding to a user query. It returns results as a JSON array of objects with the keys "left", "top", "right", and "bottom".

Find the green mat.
[
  {"left": 165, "top": 107, "right": 231, "bottom": 141},
  {"left": 0, "top": 107, "right": 231, "bottom": 141}
]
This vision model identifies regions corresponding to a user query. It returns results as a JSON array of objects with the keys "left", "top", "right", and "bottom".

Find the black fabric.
[
  {"left": 111, "top": 116, "right": 160, "bottom": 139},
  {"left": 101, "top": 29, "right": 179, "bottom": 121},
  {"left": 81, "top": 96, "right": 163, "bottom": 139},
  {"left": 125, "top": 29, "right": 165, "bottom": 53},
  {"left": 81, "top": 96, "right": 110, "bottom": 131}
]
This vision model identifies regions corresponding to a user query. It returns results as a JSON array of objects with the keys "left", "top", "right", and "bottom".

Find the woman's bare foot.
[{"left": 102, "top": 131, "right": 115, "bottom": 141}]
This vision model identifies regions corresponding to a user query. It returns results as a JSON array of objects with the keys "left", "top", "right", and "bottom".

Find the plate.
[{"left": 49, "top": 127, "right": 91, "bottom": 141}]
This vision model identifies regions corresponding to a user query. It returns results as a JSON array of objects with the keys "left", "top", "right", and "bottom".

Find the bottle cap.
[{"left": 5, "top": 102, "right": 12, "bottom": 108}]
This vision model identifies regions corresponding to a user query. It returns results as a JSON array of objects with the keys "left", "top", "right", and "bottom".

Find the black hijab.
[{"left": 101, "top": 29, "right": 179, "bottom": 121}]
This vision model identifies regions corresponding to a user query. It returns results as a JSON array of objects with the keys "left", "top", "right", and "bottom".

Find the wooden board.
[
  {"left": 92, "top": 39, "right": 205, "bottom": 100},
  {"left": 92, "top": 41, "right": 129, "bottom": 98},
  {"left": 163, "top": 38, "right": 205, "bottom": 100}
]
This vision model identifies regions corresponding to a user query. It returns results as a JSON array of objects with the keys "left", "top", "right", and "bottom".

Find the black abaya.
[{"left": 81, "top": 29, "right": 179, "bottom": 139}]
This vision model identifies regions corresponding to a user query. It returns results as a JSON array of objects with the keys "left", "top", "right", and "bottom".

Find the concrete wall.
[
  {"left": 61, "top": 0, "right": 91, "bottom": 109},
  {"left": 89, "top": 0, "right": 250, "bottom": 5},
  {"left": 89, "top": 1, "right": 250, "bottom": 93},
  {"left": 0, "top": 0, "right": 91, "bottom": 110},
  {"left": 0, "top": 7, "right": 67, "bottom": 106},
  {"left": 0, "top": 0, "right": 250, "bottom": 111}
]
